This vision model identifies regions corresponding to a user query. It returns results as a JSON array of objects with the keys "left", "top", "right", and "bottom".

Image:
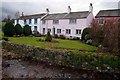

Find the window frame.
[
  {"left": 76, "top": 29, "right": 81, "bottom": 35},
  {"left": 66, "top": 29, "right": 71, "bottom": 34},
  {"left": 53, "top": 20, "right": 59, "bottom": 24},
  {"left": 99, "top": 17, "right": 104, "bottom": 25},
  {"left": 69, "top": 19, "right": 77, "bottom": 24},
  {"left": 47, "top": 28, "right": 51, "bottom": 32},
  {"left": 24, "top": 19, "right": 27, "bottom": 24},
  {"left": 34, "top": 18, "right": 37, "bottom": 24},
  {"left": 29, "top": 19, "right": 31, "bottom": 24},
  {"left": 57, "top": 29, "right": 61, "bottom": 33},
  {"left": 42, "top": 20, "right": 46, "bottom": 24}
]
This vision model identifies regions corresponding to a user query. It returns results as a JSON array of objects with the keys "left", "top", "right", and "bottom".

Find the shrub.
[
  {"left": 2, "top": 37, "right": 9, "bottom": 41},
  {"left": 2, "top": 22, "right": 15, "bottom": 37},
  {"left": 81, "top": 28, "right": 93, "bottom": 42},
  {"left": 15, "top": 24, "right": 23, "bottom": 35},
  {"left": 59, "top": 35, "right": 65, "bottom": 39},
  {"left": 23, "top": 25, "right": 32, "bottom": 36},
  {"left": 33, "top": 31, "right": 41, "bottom": 37},
  {"left": 45, "top": 31, "right": 52, "bottom": 42}
]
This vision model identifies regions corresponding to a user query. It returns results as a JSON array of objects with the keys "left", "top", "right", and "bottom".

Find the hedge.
[{"left": 2, "top": 41, "right": 120, "bottom": 73}]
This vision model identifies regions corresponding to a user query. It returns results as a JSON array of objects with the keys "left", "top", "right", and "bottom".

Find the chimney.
[
  {"left": 22, "top": 12, "right": 24, "bottom": 16},
  {"left": 89, "top": 3, "right": 93, "bottom": 13},
  {"left": 68, "top": 6, "right": 71, "bottom": 13},
  {"left": 46, "top": 8, "right": 49, "bottom": 15}
]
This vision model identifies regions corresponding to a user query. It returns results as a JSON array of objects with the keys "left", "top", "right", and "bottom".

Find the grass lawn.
[
  {"left": 0, "top": 31, "right": 4, "bottom": 38},
  {"left": 8, "top": 37, "right": 97, "bottom": 51},
  {"left": 0, "top": 22, "right": 6, "bottom": 27}
]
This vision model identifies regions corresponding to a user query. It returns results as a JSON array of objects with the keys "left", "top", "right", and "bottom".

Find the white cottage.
[{"left": 14, "top": 3, "right": 94, "bottom": 39}]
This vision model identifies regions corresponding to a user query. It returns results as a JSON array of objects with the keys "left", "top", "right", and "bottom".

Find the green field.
[{"left": 8, "top": 37, "right": 97, "bottom": 51}]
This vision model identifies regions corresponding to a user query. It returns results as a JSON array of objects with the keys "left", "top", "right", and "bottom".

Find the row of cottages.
[
  {"left": 15, "top": 3, "right": 94, "bottom": 39},
  {"left": 95, "top": 9, "right": 120, "bottom": 25}
]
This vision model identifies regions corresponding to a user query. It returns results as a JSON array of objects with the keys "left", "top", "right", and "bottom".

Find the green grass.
[
  {"left": 0, "top": 31, "right": 4, "bottom": 38},
  {"left": 8, "top": 37, "right": 97, "bottom": 51},
  {"left": 0, "top": 22, "right": 6, "bottom": 27}
]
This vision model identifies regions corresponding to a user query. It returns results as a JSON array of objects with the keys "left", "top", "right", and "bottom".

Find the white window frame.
[
  {"left": 53, "top": 20, "right": 59, "bottom": 24},
  {"left": 66, "top": 29, "right": 71, "bottom": 34},
  {"left": 57, "top": 29, "right": 61, "bottom": 33},
  {"left": 76, "top": 29, "right": 81, "bottom": 35},
  {"left": 69, "top": 19, "right": 77, "bottom": 24}
]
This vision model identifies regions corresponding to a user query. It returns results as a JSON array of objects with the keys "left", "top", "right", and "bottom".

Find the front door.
[
  {"left": 43, "top": 28, "right": 45, "bottom": 34},
  {"left": 53, "top": 27, "right": 55, "bottom": 35}
]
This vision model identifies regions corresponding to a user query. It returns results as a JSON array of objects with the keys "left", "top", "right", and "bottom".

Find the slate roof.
[
  {"left": 19, "top": 13, "right": 45, "bottom": 19},
  {"left": 95, "top": 9, "right": 120, "bottom": 18},
  {"left": 42, "top": 11, "right": 91, "bottom": 20}
]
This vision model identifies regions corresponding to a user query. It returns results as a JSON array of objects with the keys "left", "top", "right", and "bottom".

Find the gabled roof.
[
  {"left": 43, "top": 11, "right": 91, "bottom": 20},
  {"left": 95, "top": 9, "right": 120, "bottom": 18},
  {"left": 19, "top": 13, "right": 45, "bottom": 19}
]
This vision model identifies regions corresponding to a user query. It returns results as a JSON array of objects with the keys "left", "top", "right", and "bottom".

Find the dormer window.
[
  {"left": 53, "top": 20, "right": 59, "bottom": 24},
  {"left": 99, "top": 17, "right": 104, "bottom": 25},
  {"left": 34, "top": 18, "right": 37, "bottom": 24},
  {"left": 69, "top": 19, "right": 76, "bottom": 24}
]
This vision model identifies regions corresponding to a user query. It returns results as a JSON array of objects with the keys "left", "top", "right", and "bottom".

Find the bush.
[
  {"left": 2, "top": 37, "right": 9, "bottom": 41},
  {"left": 15, "top": 24, "right": 23, "bottom": 35},
  {"left": 81, "top": 28, "right": 93, "bottom": 42},
  {"left": 2, "top": 22, "right": 15, "bottom": 37},
  {"left": 45, "top": 31, "right": 52, "bottom": 42},
  {"left": 33, "top": 31, "right": 41, "bottom": 37},
  {"left": 23, "top": 25, "right": 32, "bottom": 36},
  {"left": 59, "top": 35, "right": 65, "bottom": 39}
]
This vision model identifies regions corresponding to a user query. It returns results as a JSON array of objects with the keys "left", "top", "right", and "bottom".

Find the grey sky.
[{"left": 0, "top": 0, "right": 120, "bottom": 21}]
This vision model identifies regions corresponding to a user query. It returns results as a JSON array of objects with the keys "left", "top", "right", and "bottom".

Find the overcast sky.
[{"left": 0, "top": 0, "right": 120, "bottom": 21}]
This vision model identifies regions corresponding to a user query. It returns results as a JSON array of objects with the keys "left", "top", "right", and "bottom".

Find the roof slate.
[
  {"left": 43, "top": 11, "right": 90, "bottom": 20},
  {"left": 18, "top": 11, "right": 91, "bottom": 20},
  {"left": 95, "top": 9, "right": 120, "bottom": 18},
  {"left": 19, "top": 13, "right": 45, "bottom": 19}
]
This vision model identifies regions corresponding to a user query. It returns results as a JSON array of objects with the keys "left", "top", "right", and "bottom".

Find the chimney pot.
[
  {"left": 46, "top": 8, "right": 49, "bottom": 14},
  {"left": 89, "top": 3, "right": 93, "bottom": 13},
  {"left": 68, "top": 6, "right": 71, "bottom": 13}
]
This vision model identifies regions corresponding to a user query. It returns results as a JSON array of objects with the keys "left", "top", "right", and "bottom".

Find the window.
[
  {"left": 34, "top": 18, "right": 37, "bottom": 24},
  {"left": 66, "top": 29, "right": 71, "bottom": 34},
  {"left": 29, "top": 19, "right": 31, "bottom": 24},
  {"left": 47, "top": 28, "right": 51, "bottom": 32},
  {"left": 53, "top": 20, "right": 59, "bottom": 24},
  {"left": 34, "top": 26, "right": 37, "bottom": 31},
  {"left": 76, "top": 29, "right": 81, "bottom": 34},
  {"left": 69, "top": 19, "right": 76, "bottom": 24},
  {"left": 57, "top": 29, "right": 61, "bottom": 33},
  {"left": 17, "top": 19, "right": 19, "bottom": 24},
  {"left": 43, "top": 28, "right": 45, "bottom": 34},
  {"left": 99, "top": 18, "right": 104, "bottom": 24},
  {"left": 42, "top": 20, "right": 46, "bottom": 24},
  {"left": 24, "top": 19, "right": 26, "bottom": 24}
]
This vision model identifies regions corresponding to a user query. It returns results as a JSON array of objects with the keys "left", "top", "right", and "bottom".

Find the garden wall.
[{"left": 2, "top": 41, "right": 120, "bottom": 73}]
